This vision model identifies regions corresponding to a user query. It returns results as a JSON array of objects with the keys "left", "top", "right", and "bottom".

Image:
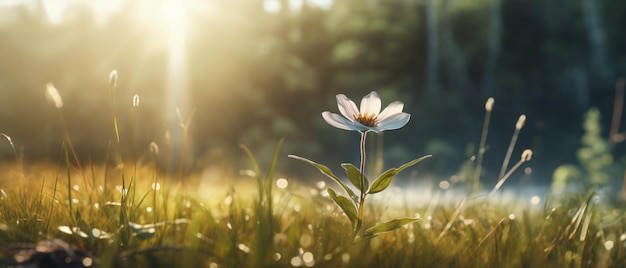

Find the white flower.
[{"left": 322, "top": 91, "right": 410, "bottom": 133}]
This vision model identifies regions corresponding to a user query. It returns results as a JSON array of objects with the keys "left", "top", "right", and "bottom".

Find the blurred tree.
[
  {"left": 441, "top": 0, "right": 471, "bottom": 92},
  {"left": 582, "top": 0, "right": 611, "bottom": 83},
  {"left": 481, "top": 0, "right": 501, "bottom": 97},
  {"left": 425, "top": 0, "right": 440, "bottom": 93}
]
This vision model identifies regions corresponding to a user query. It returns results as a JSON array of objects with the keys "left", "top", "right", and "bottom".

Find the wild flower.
[
  {"left": 291, "top": 91, "right": 429, "bottom": 241},
  {"left": 322, "top": 91, "right": 410, "bottom": 133}
]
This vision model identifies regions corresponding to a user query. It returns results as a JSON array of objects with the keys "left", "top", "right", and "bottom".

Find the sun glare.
[
  {"left": 161, "top": 0, "right": 190, "bottom": 155},
  {"left": 42, "top": 0, "right": 69, "bottom": 24}
]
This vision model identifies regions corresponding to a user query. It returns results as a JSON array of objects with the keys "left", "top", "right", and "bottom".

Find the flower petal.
[
  {"left": 375, "top": 113, "right": 410, "bottom": 131},
  {"left": 322, "top": 112, "right": 361, "bottom": 131},
  {"left": 377, "top": 101, "right": 404, "bottom": 121},
  {"left": 336, "top": 94, "right": 360, "bottom": 120},
  {"left": 360, "top": 91, "right": 381, "bottom": 115}
]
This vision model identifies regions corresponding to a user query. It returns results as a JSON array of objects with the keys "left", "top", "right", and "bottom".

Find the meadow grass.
[
  {"left": 0, "top": 159, "right": 624, "bottom": 267},
  {"left": 1, "top": 82, "right": 625, "bottom": 267}
]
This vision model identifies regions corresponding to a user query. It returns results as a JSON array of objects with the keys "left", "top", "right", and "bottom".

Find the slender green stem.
[{"left": 355, "top": 131, "right": 368, "bottom": 237}]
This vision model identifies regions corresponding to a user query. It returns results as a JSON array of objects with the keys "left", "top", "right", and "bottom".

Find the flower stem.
[{"left": 355, "top": 131, "right": 368, "bottom": 237}]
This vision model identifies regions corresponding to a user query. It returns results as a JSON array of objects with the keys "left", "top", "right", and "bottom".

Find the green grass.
[
  {"left": 3, "top": 82, "right": 624, "bottom": 267},
  {"left": 0, "top": 160, "right": 624, "bottom": 267}
]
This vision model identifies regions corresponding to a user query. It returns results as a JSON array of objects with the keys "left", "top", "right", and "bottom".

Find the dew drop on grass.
[
  {"left": 620, "top": 233, "right": 626, "bottom": 241},
  {"left": 151, "top": 182, "right": 161, "bottom": 191},
  {"left": 290, "top": 256, "right": 302, "bottom": 267},
  {"left": 605, "top": 240, "right": 614, "bottom": 251},
  {"left": 238, "top": 243, "right": 250, "bottom": 253},
  {"left": 323, "top": 254, "right": 332, "bottom": 261},
  {"left": 439, "top": 181, "right": 450, "bottom": 190},
  {"left": 316, "top": 181, "right": 325, "bottom": 189},
  {"left": 93, "top": 203, "right": 100, "bottom": 209},
  {"left": 226, "top": 222, "right": 232, "bottom": 230},
  {"left": 299, "top": 234, "right": 312, "bottom": 248},
  {"left": 509, "top": 213, "right": 516, "bottom": 220},
  {"left": 341, "top": 253, "right": 350, "bottom": 265},
  {"left": 91, "top": 228, "right": 101, "bottom": 238},
  {"left": 531, "top": 195, "right": 541, "bottom": 205},
  {"left": 72, "top": 198, "right": 79, "bottom": 204},
  {"left": 146, "top": 207, "right": 152, "bottom": 213},
  {"left": 273, "top": 252, "right": 282, "bottom": 261},
  {"left": 82, "top": 257, "right": 93, "bottom": 267},
  {"left": 224, "top": 196, "right": 233, "bottom": 206},
  {"left": 58, "top": 226, "right": 72, "bottom": 234},
  {"left": 277, "top": 178, "right": 288, "bottom": 189},
  {"left": 72, "top": 185, "right": 79, "bottom": 191},
  {"left": 302, "top": 252, "right": 314, "bottom": 266}
]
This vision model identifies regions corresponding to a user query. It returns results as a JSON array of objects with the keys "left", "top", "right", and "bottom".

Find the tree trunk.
[
  {"left": 582, "top": 0, "right": 611, "bottom": 82},
  {"left": 425, "top": 0, "right": 439, "bottom": 93},
  {"left": 441, "top": 0, "right": 471, "bottom": 92},
  {"left": 481, "top": 0, "right": 501, "bottom": 97}
]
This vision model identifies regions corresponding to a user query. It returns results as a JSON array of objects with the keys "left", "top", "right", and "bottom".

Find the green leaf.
[
  {"left": 367, "top": 155, "right": 431, "bottom": 194},
  {"left": 288, "top": 155, "right": 358, "bottom": 202},
  {"left": 327, "top": 188, "right": 358, "bottom": 225},
  {"left": 397, "top": 155, "right": 432, "bottom": 172},
  {"left": 266, "top": 138, "right": 285, "bottom": 198},
  {"left": 364, "top": 218, "right": 419, "bottom": 237},
  {"left": 342, "top": 163, "right": 368, "bottom": 192},
  {"left": 241, "top": 144, "right": 264, "bottom": 200},
  {"left": 368, "top": 168, "right": 398, "bottom": 194}
]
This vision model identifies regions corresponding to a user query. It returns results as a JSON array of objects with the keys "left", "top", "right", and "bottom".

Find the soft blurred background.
[{"left": 1, "top": 0, "right": 626, "bottom": 189}]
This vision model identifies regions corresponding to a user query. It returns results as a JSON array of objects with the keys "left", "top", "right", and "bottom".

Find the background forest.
[{"left": 1, "top": 0, "right": 626, "bottom": 189}]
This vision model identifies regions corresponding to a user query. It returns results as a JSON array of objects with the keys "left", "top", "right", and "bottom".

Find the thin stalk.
[
  {"left": 355, "top": 131, "right": 368, "bottom": 237},
  {"left": 176, "top": 108, "right": 196, "bottom": 186},
  {"left": 474, "top": 98, "right": 494, "bottom": 193},
  {"left": 490, "top": 158, "right": 524, "bottom": 196},
  {"left": 58, "top": 113, "right": 89, "bottom": 190},
  {"left": 109, "top": 84, "right": 124, "bottom": 192},
  {"left": 63, "top": 144, "right": 74, "bottom": 225},
  {"left": 490, "top": 150, "right": 532, "bottom": 196},
  {"left": 499, "top": 115, "right": 525, "bottom": 179}
]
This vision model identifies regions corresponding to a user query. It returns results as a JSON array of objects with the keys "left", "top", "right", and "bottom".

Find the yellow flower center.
[{"left": 354, "top": 113, "right": 379, "bottom": 127}]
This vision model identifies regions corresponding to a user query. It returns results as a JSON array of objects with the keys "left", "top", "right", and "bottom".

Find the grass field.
[
  {"left": 1, "top": 82, "right": 625, "bottom": 267},
  {"left": 0, "top": 156, "right": 624, "bottom": 267}
]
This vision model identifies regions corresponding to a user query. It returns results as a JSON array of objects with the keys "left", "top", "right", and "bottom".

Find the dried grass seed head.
[
  {"left": 516, "top": 115, "right": 526, "bottom": 130},
  {"left": 521, "top": 149, "right": 533, "bottom": 161},
  {"left": 485, "top": 97, "right": 494, "bottom": 112},
  {"left": 45, "top": 83, "right": 63, "bottom": 109}
]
